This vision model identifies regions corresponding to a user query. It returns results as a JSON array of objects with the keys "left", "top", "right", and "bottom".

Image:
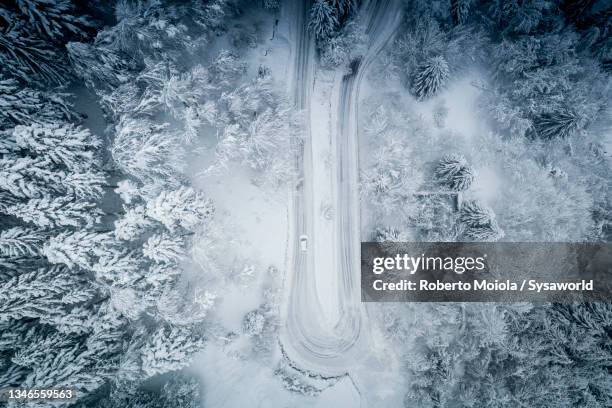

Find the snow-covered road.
[{"left": 280, "top": 0, "right": 402, "bottom": 382}]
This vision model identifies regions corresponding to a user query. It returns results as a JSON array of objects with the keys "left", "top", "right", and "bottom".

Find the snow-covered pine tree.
[
  {"left": 330, "top": 0, "right": 358, "bottom": 20},
  {"left": 66, "top": 41, "right": 133, "bottom": 90},
  {"left": 12, "top": 0, "right": 93, "bottom": 40},
  {"left": 114, "top": 205, "right": 153, "bottom": 241},
  {"left": 0, "top": 24, "right": 69, "bottom": 84},
  {"left": 0, "top": 75, "right": 81, "bottom": 129},
  {"left": 21, "top": 330, "right": 117, "bottom": 393},
  {"left": 143, "top": 233, "right": 185, "bottom": 264},
  {"left": 139, "top": 325, "right": 205, "bottom": 379},
  {"left": 361, "top": 132, "right": 423, "bottom": 219},
  {"left": 309, "top": 0, "right": 339, "bottom": 40},
  {"left": 262, "top": 0, "right": 280, "bottom": 9},
  {"left": 0, "top": 226, "right": 44, "bottom": 257},
  {"left": 411, "top": 56, "right": 450, "bottom": 100},
  {"left": 459, "top": 200, "right": 504, "bottom": 241},
  {"left": 14, "top": 123, "right": 101, "bottom": 170},
  {"left": 0, "top": 265, "right": 95, "bottom": 328},
  {"left": 146, "top": 186, "right": 214, "bottom": 232},
  {"left": 534, "top": 108, "right": 586, "bottom": 139},
  {"left": 210, "top": 71, "right": 298, "bottom": 186},
  {"left": 435, "top": 154, "right": 475, "bottom": 191},
  {"left": 92, "top": 249, "right": 144, "bottom": 287},
  {"left": 91, "top": 372, "right": 202, "bottom": 408},
  {"left": 0, "top": 156, "right": 64, "bottom": 198},
  {"left": 145, "top": 263, "right": 182, "bottom": 295},
  {"left": 488, "top": 0, "right": 555, "bottom": 35},
  {"left": 374, "top": 226, "right": 412, "bottom": 243},
  {"left": 7, "top": 196, "right": 102, "bottom": 228},
  {"left": 450, "top": 0, "right": 471, "bottom": 25},
  {"left": 373, "top": 226, "right": 412, "bottom": 254},
  {"left": 42, "top": 230, "right": 112, "bottom": 269},
  {"left": 62, "top": 170, "right": 106, "bottom": 200},
  {"left": 1, "top": 157, "right": 105, "bottom": 201},
  {"left": 394, "top": 17, "right": 446, "bottom": 76},
  {"left": 112, "top": 118, "right": 185, "bottom": 184}
]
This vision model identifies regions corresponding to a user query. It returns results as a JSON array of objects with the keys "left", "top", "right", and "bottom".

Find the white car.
[{"left": 299, "top": 235, "right": 308, "bottom": 252}]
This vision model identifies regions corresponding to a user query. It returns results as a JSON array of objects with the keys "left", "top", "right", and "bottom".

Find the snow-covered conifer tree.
[
  {"left": 112, "top": 118, "right": 185, "bottom": 184},
  {"left": 534, "top": 109, "right": 586, "bottom": 139},
  {"left": 0, "top": 265, "right": 94, "bottom": 325},
  {"left": 309, "top": 0, "right": 339, "bottom": 40},
  {"left": 361, "top": 134, "right": 424, "bottom": 218},
  {"left": 460, "top": 200, "right": 504, "bottom": 241},
  {"left": 435, "top": 154, "right": 475, "bottom": 191},
  {"left": 7, "top": 196, "right": 102, "bottom": 228},
  {"left": 12, "top": 0, "right": 92, "bottom": 40},
  {"left": 146, "top": 187, "right": 214, "bottom": 232},
  {"left": 450, "top": 0, "right": 471, "bottom": 25},
  {"left": 92, "top": 250, "right": 143, "bottom": 287},
  {"left": 139, "top": 326, "right": 205, "bottom": 378},
  {"left": 411, "top": 56, "right": 450, "bottom": 100},
  {"left": 42, "top": 231, "right": 112, "bottom": 269},
  {"left": 143, "top": 233, "right": 185, "bottom": 264},
  {"left": 62, "top": 170, "right": 106, "bottom": 200},
  {"left": 0, "top": 25, "right": 69, "bottom": 84},
  {"left": 114, "top": 205, "right": 152, "bottom": 241},
  {"left": 14, "top": 123, "right": 101, "bottom": 170},
  {"left": 0, "top": 227, "right": 44, "bottom": 257},
  {"left": 66, "top": 41, "right": 132, "bottom": 90},
  {"left": 0, "top": 76, "right": 81, "bottom": 128},
  {"left": 0, "top": 156, "right": 64, "bottom": 198}
]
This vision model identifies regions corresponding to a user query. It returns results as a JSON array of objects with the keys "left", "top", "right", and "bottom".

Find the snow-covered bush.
[{"left": 242, "top": 310, "right": 265, "bottom": 337}]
